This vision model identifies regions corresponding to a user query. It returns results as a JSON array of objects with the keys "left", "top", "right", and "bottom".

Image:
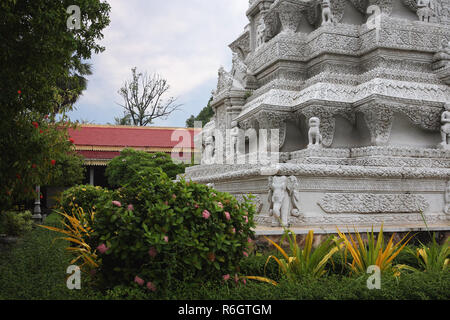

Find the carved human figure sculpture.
[
  {"left": 321, "top": 0, "right": 334, "bottom": 26},
  {"left": 417, "top": 0, "right": 435, "bottom": 22},
  {"left": 308, "top": 117, "right": 323, "bottom": 148},
  {"left": 268, "top": 176, "right": 301, "bottom": 227},
  {"left": 230, "top": 121, "right": 240, "bottom": 156},
  {"left": 441, "top": 104, "right": 450, "bottom": 149},
  {"left": 203, "top": 135, "right": 215, "bottom": 164}
]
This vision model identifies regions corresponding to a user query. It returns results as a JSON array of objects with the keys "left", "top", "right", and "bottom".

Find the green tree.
[
  {"left": 105, "top": 149, "right": 186, "bottom": 187},
  {"left": 0, "top": 0, "right": 111, "bottom": 210},
  {"left": 186, "top": 97, "right": 214, "bottom": 127}
]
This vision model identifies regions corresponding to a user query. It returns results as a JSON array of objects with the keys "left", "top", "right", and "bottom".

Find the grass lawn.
[{"left": 0, "top": 213, "right": 449, "bottom": 300}]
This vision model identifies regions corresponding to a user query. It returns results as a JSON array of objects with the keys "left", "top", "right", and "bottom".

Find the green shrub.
[
  {"left": 59, "top": 184, "right": 110, "bottom": 214},
  {"left": 105, "top": 149, "right": 186, "bottom": 187},
  {"left": 91, "top": 167, "right": 256, "bottom": 291},
  {"left": 0, "top": 210, "right": 33, "bottom": 237}
]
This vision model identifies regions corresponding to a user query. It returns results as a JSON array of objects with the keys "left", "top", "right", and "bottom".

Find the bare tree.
[{"left": 117, "top": 67, "right": 181, "bottom": 126}]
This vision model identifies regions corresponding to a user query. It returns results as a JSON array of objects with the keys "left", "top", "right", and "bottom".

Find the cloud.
[{"left": 70, "top": 0, "right": 249, "bottom": 127}]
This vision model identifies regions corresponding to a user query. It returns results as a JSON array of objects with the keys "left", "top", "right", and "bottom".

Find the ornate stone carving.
[
  {"left": 254, "top": 110, "right": 289, "bottom": 149},
  {"left": 263, "top": 9, "right": 279, "bottom": 41},
  {"left": 256, "top": 15, "right": 267, "bottom": 49},
  {"left": 417, "top": 0, "right": 437, "bottom": 22},
  {"left": 212, "top": 67, "right": 233, "bottom": 98},
  {"left": 441, "top": 103, "right": 450, "bottom": 149},
  {"left": 202, "top": 134, "right": 215, "bottom": 165},
  {"left": 185, "top": 0, "right": 450, "bottom": 231},
  {"left": 370, "top": 0, "right": 393, "bottom": 15},
  {"left": 275, "top": 1, "right": 302, "bottom": 34},
  {"left": 349, "top": 0, "right": 370, "bottom": 13},
  {"left": 358, "top": 104, "right": 394, "bottom": 146},
  {"left": 318, "top": 193, "right": 430, "bottom": 213},
  {"left": 229, "top": 31, "right": 250, "bottom": 60},
  {"left": 234, "top": 193, "right": 263, "bottom": 213},
  {"left": 329, "top": 0, "right": 347, "bottom": 22},
  {"left": 307, "top": 117, "right": 323, "bottom": 148},
  {"left": 321, "top": 0, "right": 335, "bottom": 26},
  {"left": 299, "top": 105, "right": 354, "bottom": 148},
  {"left": 268, "top": 176, "right": 301, "bottom": 226},
  {"left": 231, "top": 53, "right": 247, "bottom": 88}
]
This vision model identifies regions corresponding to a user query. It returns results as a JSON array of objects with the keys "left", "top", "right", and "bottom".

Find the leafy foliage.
[
  {"left": 406, "top": 234, "right": 449, "bottom": 273},
  {"left": 336, "top": 225, "right": 414, "bottom": 275},
  {"left": 59, "top": 184, "right": 110, "bottom": 214},
  {"left": 186, "top": 97, "right": 214, "bottom": 128},
  {"left": 0, "top": 210, "right": 33, "bottom": 237},
  {"left": 105, "top": 148, "right": 186, "bottom": 186},
  {"left": 39, "top": 208, "right": 99, "bottom": 272},
  {"left": 90, "top": 167, "right": 256, "bottom": 291},
  {"left": 246, "top": 229, "right": 341, "bottom": 285},
  {"left": 0, "top": 0, "right": 110, "bottom": 210}
]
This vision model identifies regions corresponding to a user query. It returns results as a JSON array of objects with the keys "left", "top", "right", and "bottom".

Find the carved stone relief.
[
  {"left": 318, "top": 193, "right": 430, "bottom": 213},
  {"left": 268, "top": 176, "right": 301, "bottom": 226}
]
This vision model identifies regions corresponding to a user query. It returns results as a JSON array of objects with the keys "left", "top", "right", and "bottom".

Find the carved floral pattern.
[{"left": 318, "top": 193, "right": 429, "bottom": 213}]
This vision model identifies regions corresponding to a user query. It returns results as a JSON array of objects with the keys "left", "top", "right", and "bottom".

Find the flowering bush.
[
  {"left": 90, "top": 167, "right": 256, "bottom": 291},
  {"left": 59, "top": 184, "right": 110, "bottom": 214}
]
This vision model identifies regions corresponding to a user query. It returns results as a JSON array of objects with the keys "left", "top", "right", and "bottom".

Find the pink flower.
[
  {"left": 212, "top": 193, "right": 216, "bottom": 197},
  {"left": 242, "top": 278, "right": 247, "bottom": 285},
  {"left": 217, "top": 202, "right": 223, "bottom": 209},
  {"left": 148, "top": 247, "right": 157, "bottom": 258},
  {"left": 194, "top": 204, "right": 199, "bottom": 209},
  {"left": 112, "top": 200, "right": 122, "bottom": 207},
  {"left": 163, "top": 236, "right": 169, "bottom": 243},
  {"left": 96, "top": 243, "right": 109, "bottom": 254},
  {"left": 134, "top": 276, "right": 145, "bottom": 286},
  {"left": 146, "top": 282, "right": 157, "bottom": 292},
  {"left": 202, "top": 210, "right": 211, "bottom": 219},
  {"left": 243, "top": 251, "right": 249, "bottom": 257},
  {"left": 223, "top": 274, "right": 230, "bottom": 281},
  {"left": 224, "top": 211, "right": 231, "bottom": 221},
  {"left": 232, "top": 228, "right": 236, "bottom": 234},
  {"left": 243, "top": 216, "right": 248, "bottom": 223},
  {"left": 172, "top": 194, "right": 177, "bottom": 200},
  {"left": 127, "top": 204, "right": 134, "bottom": 211},
  {"left": 248, "top": 238, "right": 253, "bottom": 243}
]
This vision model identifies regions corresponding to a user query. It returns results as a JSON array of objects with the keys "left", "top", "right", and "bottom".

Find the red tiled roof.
[{"left": 68, "top": 124, "right": 198, "bottom": 148}]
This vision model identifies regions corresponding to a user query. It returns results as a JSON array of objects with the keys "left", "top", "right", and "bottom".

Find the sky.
[{"left": 68, "top": 0, "right": 249, "bottom": 128}]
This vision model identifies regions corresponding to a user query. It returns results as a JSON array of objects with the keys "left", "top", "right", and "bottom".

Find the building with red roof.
[{"left": 68, "top": 124, "right": 199, "bottom": 186}]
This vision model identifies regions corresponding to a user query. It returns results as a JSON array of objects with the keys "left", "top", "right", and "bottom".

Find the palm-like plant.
[
  {"left": 407, "top": 234, "right": 449, "bottom": 273},
  {"left": 336, "top": 224, "right": 413, "bottom": 275},
  {"left": 245, "top": 229, "right": 341, "bottom": 285},
  {"left": 39, "top": 207, "right": 99, "bottom": 272}
]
